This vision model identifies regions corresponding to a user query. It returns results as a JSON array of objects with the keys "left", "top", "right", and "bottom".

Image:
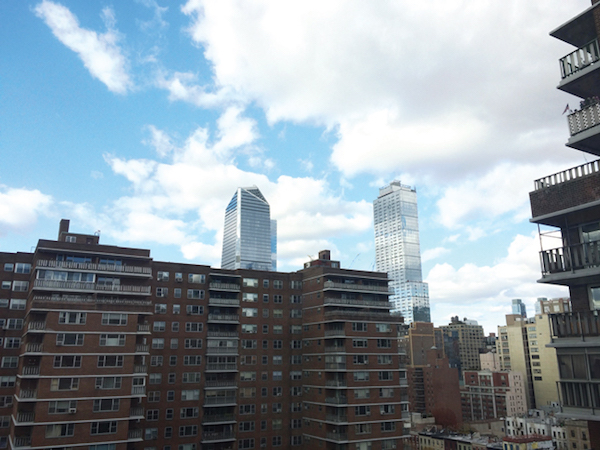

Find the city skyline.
[{"left": 1, "top": 0, "right": 588, "bottom": 334}]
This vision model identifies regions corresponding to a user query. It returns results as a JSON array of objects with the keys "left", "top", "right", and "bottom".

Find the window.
[
  {"left": 152, "top": 338, "right": 165, "bottom": 349},
  {"left": 355, "top": 388, "right": 370, "bottom": 399},
  {"left": 242, "top": 308, "right": 258, "bottom": 317},
  {"left": 380, "top": 404, "right": 395, "bottom": 415},
  {"left": 148, "top": 392, "right": 160, "bottom": 402},
  {"left": 174, "top": 288, "right": 181, "bottom": 298},
  {"left": 273, "top": 280, "right": 283, "bottom": 289},
  {"left": 272, "top": 402, "right": 282, "bottom": 413},
  {"left": 97, "top": 355, "right": 124, "bottom": 367},
  {"left": 242, "top": 324, "right": 257, "bottom": 333},
  {"left": 0, "top": 299, "right": 7, "bottom": 308},
  {"left": 273, "top": 294, "right": 282, "bottom": 303},
  {"left": 179, "top": 425, "right": 198, "bottom": 437},
  {"left": 9, "top": 299, "right": 25, "bottom": 310},
  {"left": 188, "top": 273, "right": 205, "bottom": 283},
  {"left": 149, "top": 374, "right": 162, "bottom": 384},
  {"left": 273, "top": 436, "right": 282, "bottom": 446},
  {"left": 180, "top": 407, "right": 199, "bottom": 419},
  {"left": 52, "top": 377, "right": 79, "bottom": 391},
  {"left": 356, "top": 423, "right": 372, "bottom": 434},
  {"left": 12, "top": 281, "right": 28, "bottom": 291},
  {"left": 381, "top": 422, "right": 396, "bottom": 432},
  {"left": 242, "top": 339, "right": 257, "bottom": 349},
  {"left": 380, "top": 388, "right": 394, "bottom": 398},
  {"left": 355, "top": 405, "right": 371, "bottom": 416},
  {"left": 157, "top": 271, "right": 169, "bottom": 281},
  {"left": 291, "top": 325, "right": 302, "bottom": 334},
  {"left": 273, "top": 386, "right": 282, "bottom": 396},
  {"left": 46, "top": 423, "right": 74, "bottom": 438},
  {"left": 145, "top": 428, "right": 158, "bottom": 440},
  {"left": 241, "top": 371, "right": 256, "bottom": 381},
  {"left": 273, "top": 325, "right": 283, "bottom": 334},
  {"left": 5, "top": 318, "right": 22, "bottom": 330},
  {"left": 182, "top": 372, "right": 201, "bottom": 383},
  {"left": 93, "top": 399, "right": 120, "bottom": 412},
  {"left": 377, "top": 339, "right": 392, "bottom": 348},
  {"left": 353, "top": 322, "right": 367, "bottom": 332},
  {"left": 273, "top": 371, "right": 283, "bottom": 380},
  {"left": 151, "top": 356, "right": 163, "bottom": 367},
  {"left": 290, "top": 309, "right": 302, "bottom": 318},
  {"left": 171, "top": 338, "right": 178, "bottom": 349},
  {"left": 354, "top": 371, "right": 369, "bottom": 381},
  {"left": 0, "top": 396, "right": 12, "bottom": 408},
  {"left": 102, "top": 313, "right": 127, "bottom": 325},
  {"left": 184, "top": 355, "right": 202, "bottom": 366},
  {"left": 379, "top": 371, "right": 393, "bottom": 381},
  {"left": 156, "top": 287, "right": 168, "bottom": 298},
  {"left": 181, "top": 390, "right": 200, "bottom": 401},
  {"left": 186, "top": 305, "right": 204, "bottom": 315},
  {"left": 376, "top": 323, "right": 391, "bottom": 332},
  {"left": 185, "top": 322, "right": 203, "bottom": 332},
  {"left": 354, "top": 355, "right": 369, "bottom": 365},
  {"left": 239, "top": 439, "right": 255, "bottom": 449},
  {"left": 239, "top": 404, "right": 256, "bottom": 415},
  {"left": 59, "top": 311, "right": 86, "bottom": 324},
  {"left": 155, "top": 304, "right": 167, "bottom": 314},
  {"left": 378, "top": 355, "right": 393, "bottom": 365},
  {"left": 53, "top": 355, "right": 81, "bottom": 368},
  {"left": 185, "top": 338, "right": 202, "bottom": 349},
  {"left": 100, "top": 334, "right": 125, "bottom": 346},
  {"left": 187, "top": 289, "right": 204, "bottom": 299},
  {"left": 0, "top": 376, "right": 15, "bottom": 387},
  {"left": 291, "top": 436, "right": 302, "bottom": 446},
  {"left": 243, "top": 278, "right": 259, "bottom": 287},
  {"left": 353, "top": 339, "right": 368, "bottom": 348},
  {"left": 243, "top": 293, "right": 258, "bottom": 302},
  {"left": 291, "top": 294, "right": 302, "bottom": 303},
  {"left": 3, "top": 264, "right": 13, "bottom": 272},
  {"left": 4, "top": 338, "right": 20, "bottom": 349},
  {"left": 48, "top": 400, "right": 76, "bottom": 414},
  {"left": 146, "top": 409, "right": 159, "bottom": 421},
  {"left": 95, "top": 376, "right": 122, "bottom": 389},
  {"left": 173, "top": 304, "right": 180, "bottom": 314},
  {"left": 56, "top": 333, "right": 84, "bottom": 346}
]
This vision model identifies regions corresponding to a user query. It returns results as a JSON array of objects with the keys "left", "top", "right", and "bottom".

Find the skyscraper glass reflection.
[
  {"left": 373, "top": 181, "right": 430, "bottom": 323},
  {"left": 222, "top": 186, "right": 276, "bottom": 271}
]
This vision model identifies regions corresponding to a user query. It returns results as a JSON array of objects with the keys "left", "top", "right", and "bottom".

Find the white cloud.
[
  {"left": 136, "top": 0, "right": 169, "bottom": 33},
  {"left": 34, "top": 1, "right": 132, "bottom": 94},
  {"left": 426, "top": 232, "right": 568, "bottom": 334},
  {"left": 0, "top": 187, "right": 53, "bottom": 235},
  {"left": 422, "top": 247, "right": 449, "bottom": 263}
]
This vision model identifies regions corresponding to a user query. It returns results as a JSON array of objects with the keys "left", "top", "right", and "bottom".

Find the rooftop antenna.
[{"left": 348, "top": 253, "right": 360, "bottom": 268}]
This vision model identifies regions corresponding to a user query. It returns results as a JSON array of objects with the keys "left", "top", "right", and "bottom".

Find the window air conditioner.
[{"left": 69, "top": 408, "right": 77, "bottom": 414}]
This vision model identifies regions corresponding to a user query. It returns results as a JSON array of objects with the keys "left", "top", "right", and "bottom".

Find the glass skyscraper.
[
  {"left": 221, "top": 186, "right": 277, "bottom": 271},
  {"left": 373, "top": 181, "right": 430, "bottom": 323}
]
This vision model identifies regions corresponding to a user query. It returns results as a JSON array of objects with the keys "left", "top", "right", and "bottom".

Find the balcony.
[
  {"left": 207, "top": 331, "right": 239, "bottom": 338},
  {"left": 207, "top": 347, "right": 239, "bottom": 355},
  {"left": 557, "top": 380, "right": 600, "bottom": 418},
  {"left": 128, "top": 429, "right": 143, "bottom": 441},
  {"left": 325, "top": 345, "right": 346, "bottom": 352},
  {"left": 557, "top": 38, "right": 600, "bottom": 98},
  {"left": 14, "top": 411, "right": 35, "bottom": 424},
  {"left": 136, "top": 344, "right": 149, "bottom": 353},
  {"left": 324, "top": 281, "right": 391, "bottom": 293},
  {"left": 204, "top": 380, "right": 238, "bottom": 388},
  {"left": 21, "top": 366, "right": 40, "bottom": 376},
  {"left": 325, "top": 396, "right": 348, "bottom": 405},
  {"left": 324, "top": 310, "right": 402, "bottom": 322},
  {"left": 130, "top": 407, "right": 144, "bottom": 418},
  {"left": 18, "top": 389, "right": 36, "bottom": 400},
  {"left": 324, "top": 329, "right": 346, "bottom": 337},
  {"left": 325, "top": 363, "right": 346, "bottom": 370},
  {"left": 549, "top": 311, "right": 600, "bottom": 341},
  {"left": 324, "top": 297, "right": 392, "bottom": 309},
  {"left": 31, "top": 295, "right": 152, "bottom": 309},
  {"left": 539, "top": 241, "right": 600, "bottom": 283},
  {"left": 326, "top": 432, "right": 349, "bottom": 442},
  {"left": 566, "top": 100, "right": 600, "bottom": 155},
  {"left": 530, "top": 160, "right": 600, "bottom": 226},
  {"left": 202, "top": 431, "right": 236, "bottom": 442},
  {"left": 12, "top": 436, "right": 32, "bottom": 448},
  {"left": 202, "top": 413, "right": 236, "bottom": 424},
  {"left": 132, "top": 386, "right": 146, "bottom": 396},
  {"left": 206, "top": 363, "right": 237, "bottom": 371},
  {"left": 134, "top": 365, "right": 148, "bottom": 374},
  {"left": 204, "top": 396, "right": 237, "bottom": 406},
  {"left": 138, "top": 323, "right": 151, "bottom": 332},
  {"left": 33, "top": 279, "right": 151, "bottom": 295},
  {"left": 325, "top": 380, "right": 347, "bottom": 388},
  {"left": 36, "top": 259, "right": 152, "bottom": 276},
  {"left": 209, "top": 298, "right": 240, "bottom": 307},
  {"left": 325, "top": 414, "right": 348, "bottom": 423},
  {"left": 207, "top": 314, "right": 239, "bottom": 323},
  {"left": 27, "top": 321, "right": 46, "bottom": 331},
  {"left": 24, "top": 343, "right": 42, "bottom": 353},
  {"left": 209, "top": 282, "right": 240, "bottom": 292}
]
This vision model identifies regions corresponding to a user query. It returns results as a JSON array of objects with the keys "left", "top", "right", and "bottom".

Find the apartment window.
[
  {"left": 356, "top": 424, "right": 372, "bottom": 434},
  {"left": 291, "top": 340, "right": 301, "bottom": 349},
  {"left": 100, "top": 334, "right": 125, "bottom": 346},
  {"left": 273, "top": 280, "right": 283, "bottom": 289},
  {"left": 273, "top": 355, "right": 283, "bottom": 365},
  {"left": 151, "top": 356, "right": 163, "bottom": 367},
  {"left": 188, "top": 273, "right": 205, "bottom": 283},
  {"left": 183, "top": 339, "right": 202, "bottom": 349},
  {"left": 272, "top": 403, "right": 282, "bottom": 413},
  {"left": 376, "top": 323, "right": 391, "bottom": 332},
  {"left": 173, "top": 304, "right": 180, "bottom": 313},
  {"left": 380, "top": 388, "right": 394, "bottom": 398},
  {"left": 380, "top": 404, "right": 395, "bottom": 415},
  {"left": 378, "top": 355, "right": 393, "bottom": 365},
  {"left": 239, "top": 421, "right": 255, "bottom": 432},
  {"left": 242, "top": 339, "right": 257, "bottom": 349},
  {"left": 379, "top": 371, "right": 393, "bottom": 381},
  {"left": 171, "top": 338, "right": 179, "bottom": 348},
  {"left": 53, "top": 355, "right": 81, "bottom": 368},
  {"left": 3, "top": 338, "right": 20, "bottom": 349},
  {"left": 9, "top": 299, "right": 25, "bottom": 310},
  {"left": 179, "top": 407, "right": 199, "bottom": 419},
  {"left": 56, "top": 333, "right": 84, "bottom": 346},
  {"left": 152, "top": 338, "right": 165, "bottom": 349},
  {"left": 263, "top": 294, "right": 269, "bottom": 302},
  {"left": 185, "top": 322, "right": 203, "bottom": 332},
  {"left": 102, "top": 313, "right": 127, "bottom": 325},
  {"left": 156, "top": 287, "right": 168, "bottom": 297},
  {"left": 273, "top": 309, "right": 283, "bottom": 318},
  {"left": 3, "top": 264, "right": 13, "bottom": 272},
  {"left": 243, "top": 278, "right": 259, "bottom": 287},
  {"left": 179, "top": 425, "right": 198, "bottom": 437},
  {"left": 273, "top": 387, "right": 283, "bottom": 396},
  {"left": 0, "top": 282, "right": 9, "bottom": 290},
  {"left": 243, "top": 293, "right": 258, "bottom": 302},
  {"left": 182, "top": 372, "right": 201, "bottom": 383},
  {"left": 355, "top": 405, "right": 371, "bottom": 416},
  {"left": 0, "top": 377, "right": 15, "bottom": 387},
  {"left": 146, "top": 410, "right": 159, "bottom": 421},
  {"left": 242, "top": 308, "right": 258, "bottom": 317},
  {"left": 5, "top": 319, "right": 22, "bottom": 330},
  {"left": 187, "top": 289, "right": 204, "bottom": 299},
  {"left": 241, "top": 371, "right": 256, "bottom": 381},
  {"left": 145, "top": 428, "right": 158, "bottom": 440},
  {"left": 242, "top": 324, "right": 257, "bottom": 333},
  {"left": 239, "top": 404, "right": 256, "bottom": 415},
  {"left": 149, "top": 374, "right": 162, "bottom": 384},
  {"left": 0, "top": 396, "right": 12, "bottom": 408},
  {"left": 377, "top": 339, "right": 392, "bottom": 348},
  {"left": 353, "top": 339, "right": 368, "bottom": 348},
  {"left": 97, "top": 355, "right": 124, "bottom": 367},
  {"left": 354, "top": 371, "right": 369, "bottom": 381},
  {"left": 273, "top": 340, "right": 283, "bottom": 349},
  {"left": 93, "top": 399, "right": 120, "bottom": 412},
  {"left": 290, "top": 309, "right": 302, "bottom": 318},
  {"left": 291, "top": 325, "right": 302, "bottom": 334},
  {"left": 52, "top": 377, "right": 79, "bottom": 391},
  {"left": 239, "top": 439, "right": 255, "bottom": 449},
  {"left": 273, "top": 325, "right": 283, "bottom": 334},
  {"left": 0, "top": 299, "right": 7, "bottom": 308},
  {"left": 181, "top": 389, "right": 200, "bottom": 401},
  {"left": 148, "top": 392, "right": 160, "bottom": 402},
  {"left": 354, "top": 355, "right": 369, "bottom": 365},
  {"left": 273, "top": 371, "right": 283, "bottom": 380},
  {"left": 48, "top": 400, "right": 77, "bottom": 414},
  {"left": 291, "top": 436, "right": 303, "bottom": 446},
  {"left": 46, "top": 423, "right": 74, "bottom": 438},
  {"left": 273, "top": 294, "right": 282, "bottom": 303},
  {"left": 157, "top": 271, "right": 169, "bottom": 281},
  {"left": 59, "top": 311, "right": 86, "bottom": 324},
  {"left": 12, "top": 281, "right": 28, "bottom": 291},
  {"left": 184, "top": 355, "right": 202, "bottom": 366},
  {"left": 353, "top": 322, "right": 367, "bottom": 332},
  {"left": 186, "top": 305, "right": 203, "bottom": 315},
  {"left": 355, "top": 388, "right": 370, "bottom": 399},
  {"left": 263, "top": 279, "right": 270, "bottom": 288},
  {"left": 381, "top": 422, "right": 396, "bottom": 432}
]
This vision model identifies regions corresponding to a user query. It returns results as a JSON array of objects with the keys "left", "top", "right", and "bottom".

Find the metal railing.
[
  {"left": 130, "top": 407, "right": 144, "bottom": 417},
  {"left": 206, "top": 347, "right": 238, "bottom": 354},
  {"left": 202, "top": 431, "right": 236, "bottom": 441},
  {"left": 539, "top": 241, "right": 600, "bottom": 275},
  {"left": 206, "top": 363, "right": 237, "bottom": 371},
  {"left": 324, "top": 297, "right": 392, "bottom": 308},
  {"left": 549, "top": 311, "right": 600, "bottom": 339},
  {"left": 325, "top": 414, "right": 348, "bottom": 423},
  {"left": 15, "top": 412, "right": 34, "bottom": 423},
  {"left": 203, "top": 396, "right": 237, "bottom": 405},
  {"left": 34, "top": 279, "right": 151, "bottom": 294},
  {"left": 202, "top": 413, "right": 236, "bottom": 423},
  {"left": 36, "top": 259, "right": 152, "bottom": 275},
  {"left": 25, "top": 343, "right": 42, "bottom": 353},
  {"left": 136, "top": 344, "right": 149, "bottom": 352},
  {"left": 559, "top": 38, "right": 600, "bottom": 79},
  {"left": 137, "top": 324, "right": 150, "bottom": 332},
  {"left": 132, "top": 386, "right": 146, "bottom": 395},
  {"left": 326, "top": 380, "right": 347, "bottom": 387},
  {"left": 19, "top": 389, "right": 36, "bottom": 399},
  {"left": 324, "top": 329, "right": 346, "bottom": 337},
  {"left": 207, "top": 314, "right": 239, "bottom": 322},
  {"left": 22, "top": 366, "right": 40, "bottom": 376},
  {"left": 128, "top": 429, "right": 143, "bottom": 440},
  {"left": 209, "top": 282, "right": 240, "bottom": 291},
  {"left": 209, "top": 298, "right": 240, "bottom": 306},
  {"left": 27, "top": 321, "right": 46, "bottom": 331},
  {"left": 326, "top": 432, "right": 349, "bottom": 441},
  {"left": 325, "top": 396, "right": 348, "bottom": 404},
  {"left": 134, "top": 365, "right": 147, "bottom": 373},
  {"left": 568, "top": 101, "right": 600, "bottom": 136},
  {"left": 533, "top": 159, "right": 600, "bottom": 190},
  {"left": 207, "top": 331, "right": 239, "bottom": 338},
  {"left": 204, "top": 380, "right": 237, "bottom": 388},
  {"left": 325, "top": 363, "right": 346, "bottom": 370},
  {"left": 13, "top": 436, "right": 32, "bottom": 448},
  {"left": 324, "top": 281, "right": 390, "bottom": 293}
]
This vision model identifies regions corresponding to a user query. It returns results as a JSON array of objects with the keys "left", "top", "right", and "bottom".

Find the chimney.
[{"left": 58, "top": 219, "right": 70, "bottom": 239}]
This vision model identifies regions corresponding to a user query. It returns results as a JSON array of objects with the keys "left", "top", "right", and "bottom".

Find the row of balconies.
[
  {"left": 13, "top": 407, "right": 144, "bottom": 425},
  {"left": 540, "top": 241, "right": 600, "bottom": 277},
  {"left": 11, "top": 429, "right": 143, "bottom": 448},
  {"left": 323, "top": 281, "right": 391, "bottom": 293},
  {"left": 33, "top": 279, "right": 151, "bottom": 294},
  {"left": 21, "top": 343, "right": 149, "bottom": 354},
  {"left": 17, "top": 385, "right": 147, "bottom": 400},
  {"left": 26, "top": 321, "right": 150, "bottom": 333},
  {"left": 35, "top": 259, "right": 152, "bottom": 276},
  {"left": 323, "top": 298, "right": 392, "bottom": 309}
]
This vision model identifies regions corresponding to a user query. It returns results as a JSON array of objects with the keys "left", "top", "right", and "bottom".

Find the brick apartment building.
[{"left": 0, "top": 220, "right": 408, "bottom": 450}]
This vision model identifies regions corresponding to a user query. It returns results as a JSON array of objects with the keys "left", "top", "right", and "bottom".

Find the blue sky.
[{"left": 0, "top": 0, "right": 592, "bottom": 333}]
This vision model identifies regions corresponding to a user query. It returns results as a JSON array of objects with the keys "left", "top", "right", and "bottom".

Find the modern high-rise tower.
[
  {"left": 221, "top": 186, "right": 276, "bottom": 271},
  {"left": 374, "top": 181, "right": 430, "bottom": 323}
]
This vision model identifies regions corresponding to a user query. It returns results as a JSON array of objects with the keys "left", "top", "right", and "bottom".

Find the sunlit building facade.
[
  {"left": 222, "top": 186, "right": 276, "bottom": 271},
  {"left": 374, "top": 181, "right": 430, "bottom": 323}
]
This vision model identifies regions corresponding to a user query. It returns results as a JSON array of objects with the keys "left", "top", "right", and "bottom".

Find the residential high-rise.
[
  {"left": 439, "top": 316, "right": 485, "bottom": 378},
  {"left": 0, "top": 220, "right": 408, "bottom": 450},
  {"left": 373, "top": 181, "right": 430, "bottom": 323},
  {"left": 221, "top": 186, "right": 276, "bottom": 271},
  {"left": 528, "top": 1, "right": 600, "bottom": 444}
]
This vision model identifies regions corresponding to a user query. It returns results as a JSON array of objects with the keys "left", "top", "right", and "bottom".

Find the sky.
[{"left": 0, "top": 0, "right": 593, "bottom": 334}]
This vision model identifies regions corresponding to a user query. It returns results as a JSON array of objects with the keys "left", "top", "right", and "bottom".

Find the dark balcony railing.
[
  {"left": 22, "top": 366, "right": 40, "bottom": 376},
  {"left": 208, "top": 298, "right": 240, "bottom": 306},
  {"left": 559, "top": 38, "right": 600, "bottom": 79},
  {"left": 559, "top": 380, "right": 600, "bottom": 413},
  {"left": 33, "top": 279, "right": 151, "bottom": 294},
  {"left": 326, "top": 432, "right": 349, "bottom": 441},
  {"left": 550, "top": 311, "right": 600, "bottom": 339},
  {"left": 533, "top": 159, "right": 600, "bottom": 191},
  {"left": 12, "top": 436, "right": 32, "bottom": 448},
  {"left": 325, "top": 414, "right": 348, "bottom": 423},
  {"left": 323, "top": 298, "right": 392, "bottom": 308},
  {"left": 568, "top": 101, "right": 600, "bottom": 136},
  {"left": 325, "top": 396, "right": 348, "bottom": 405},
  {"left": 207, "top": 331, "right": 239, "bottom": 338},
  {"left": 209, "top": 282, "right": 240, "bottom": 291},
  {"left": 202, "top": 431, "right": 236, "bottom": 442},
  {"left": 324, "top": 281, "right": 390, "bottom": 293},
  {"left": 207, "top": 314, "right": 239, "bottom": 322},
  {"left": 204, "top": 380, "right": 237, "bottom": 388},
  {"left": 202, "top": 413, "right": 236, "bottom": 423},
  {"left": 15, "top": 412, "right": 34, "bottom": 423},
  {"left": 540, "top": 241, "right": 600, "bottom": 276},
  {"left": 206, "top": 363, "right": 237, "bottom": 371},
  {"left": 36, "top": 259, "right": 152, "bottom": 275},
  {"left": 204, "top": 396, "right": 237, "bottom": 405}
]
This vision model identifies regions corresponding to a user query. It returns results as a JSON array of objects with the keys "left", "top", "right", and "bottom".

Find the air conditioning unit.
[{"left": 68, "top": 408, "right": 77, "bottom": 414}]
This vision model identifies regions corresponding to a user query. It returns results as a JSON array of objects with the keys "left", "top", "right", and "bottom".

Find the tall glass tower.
[
  {"left": 221, "top": 186, "right": 276, "bottom": 271},
  {"left": 373, "top": 181, "right": 430, "bottom": 323}
]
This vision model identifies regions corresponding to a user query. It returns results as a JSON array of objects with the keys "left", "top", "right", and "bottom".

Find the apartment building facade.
[{"left": 0, "top": 221, "right": 407, "bottom": 450}]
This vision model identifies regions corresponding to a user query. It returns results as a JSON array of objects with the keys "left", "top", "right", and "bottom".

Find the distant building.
[
  {"left": 373, "top": 181, "right": 430, "bottom": 323},
  {"left": 221, "top": 186, "right": 276, "bottom": 271},
  {"left": 440, "top": 317, "right": 485, "bottom": 377},
  {"left": 512, "top": 299, "right": 527, "bottom": 318}
]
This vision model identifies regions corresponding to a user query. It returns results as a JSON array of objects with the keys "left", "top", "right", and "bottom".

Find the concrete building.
[
  {"left": 222, "top": 186, "right": 276, "bottom": 271},
  {"left": 440, "top": 317, "right": 485, "bottom": 377},
  {"left": 373, "top": 181, "right": 430, "bottom": 323},
  {"left": 0, "top": 220, "right": 408, "bottom": 450},
  {"left": 527, "top": 0, "right": 600, "bottom": 446}
]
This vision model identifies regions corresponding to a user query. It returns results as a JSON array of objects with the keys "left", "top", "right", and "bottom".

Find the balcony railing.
[
  {"left": 206, "top": 347, "right": 239, "bottom": 354},
  {"left": 533, "top": 159, "right": 600, "bottom": 191},
  {"left": 204, "top": 396, "right": 237, "bottom": 405},
  {"left": 568, "top": 101, "right": 600, "bottom": 136},
  {"left": 549, "top": 311, "right": 600, "bottom": 339},
  {"left": 324, "top": 281, "right": 390, "bottom": 293},
  {"left": 206, "top": 363, "right": 238, "bottom": 371},
  {"left": 132, "top": 386, "right": 146, "bottom": 395},
  {"left": 19, "top": 389, "right": 36, "bottom": 399},
  {"left": 138, "top": 323, "right": 150, "bottom": 332},
  {"left": 325, "top": 414, "right": 348, "bottom": 423},
  {"left": 209, "top": 282, "right": 240, "bottom": 291},
  {"left": 204, "top": 380, "right": 237, "bottom": 388},
  {"left": 12, "top": 436, "right": 32, "bottom": 448},
  {"left": 15, "top": 412, "right": 35, "bottom": 423},
  {"left": 22, "top": 366, "right": 40, "bottom": 376},
  {"left": 33, "top": 279, "right": 151, "bottom": 294},
  {"left": 324, "top": 297, "right": 392, "bottom": 308},
  {"left": 325, "top": 363, "right": 346, "bottom": 370},
  {"left": 207, "top": 331, "right": 239, "bottom": 338},
  {"left": 25, "top": 343, "right": 42, "bottom": 353},
  {"left": 559, "top": 38, "right": 600, "bottom": 79},
  {"left": 558, "top": 380, "right": 600, "bottom": 414},
  {"left": 128, "top": 429, "right": 143, "bottom": 440},
  {"left": 36, "top": 259, "right": 152, "bottom": 275},
  {"left": 324, "top": 329, "right": 346, "bottom": 337},
  {"left": 324, "top": 310, "right": 401, "bottom": 322},
  {"left": 207, "top": 314, "right": 239, "bottom": 322},
  {"left": 130, "top": 407, "right": 144, "bottom": 417},
  {"left": 134, "top": 365, "right": 148, "bottom": 373},
  {"left": 202, "top": 413, "right": 236, "bottom": 423},
  {"left": 209, "top": 298, "right": 240, "bottom": 306},
  {"left": 325, "top": 345, "right": 346, "bottom": 352},
  {"left": 31, "top": 295, "right": 152, "bottom": 308},
  {"left": 202, "top": 431, "right": 236, "bottom": 441},
  {"left": 539, "top": 241, "right": 600, "bottom": 276},
  {"left": 326, "top": 432, "right": 349, "bottom": 441},
  {"left": 326, "top": 380, "right": 347, "bottom": 387},
  {"left": 27, "top": 321, "right": 46, "bottom": 331},
  {"left": 136, "top": 344, "right": 149, "bottom": 353},
  {"left": 325, "top": 396, "right": 348, "bottom": 405}
]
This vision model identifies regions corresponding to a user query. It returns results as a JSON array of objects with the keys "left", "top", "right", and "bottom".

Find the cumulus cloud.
[
  {"left": 34, "top": 0, "right": 132, "bottom": 93},
  {"left": 426, "top": 233, "right": 568, "bottom": 334},
  {"left": 422, "top": 247, "right": 449, "bottom": 263},
  {"left": 0, "top": 187, "right": 53, "bottom": 235}
]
